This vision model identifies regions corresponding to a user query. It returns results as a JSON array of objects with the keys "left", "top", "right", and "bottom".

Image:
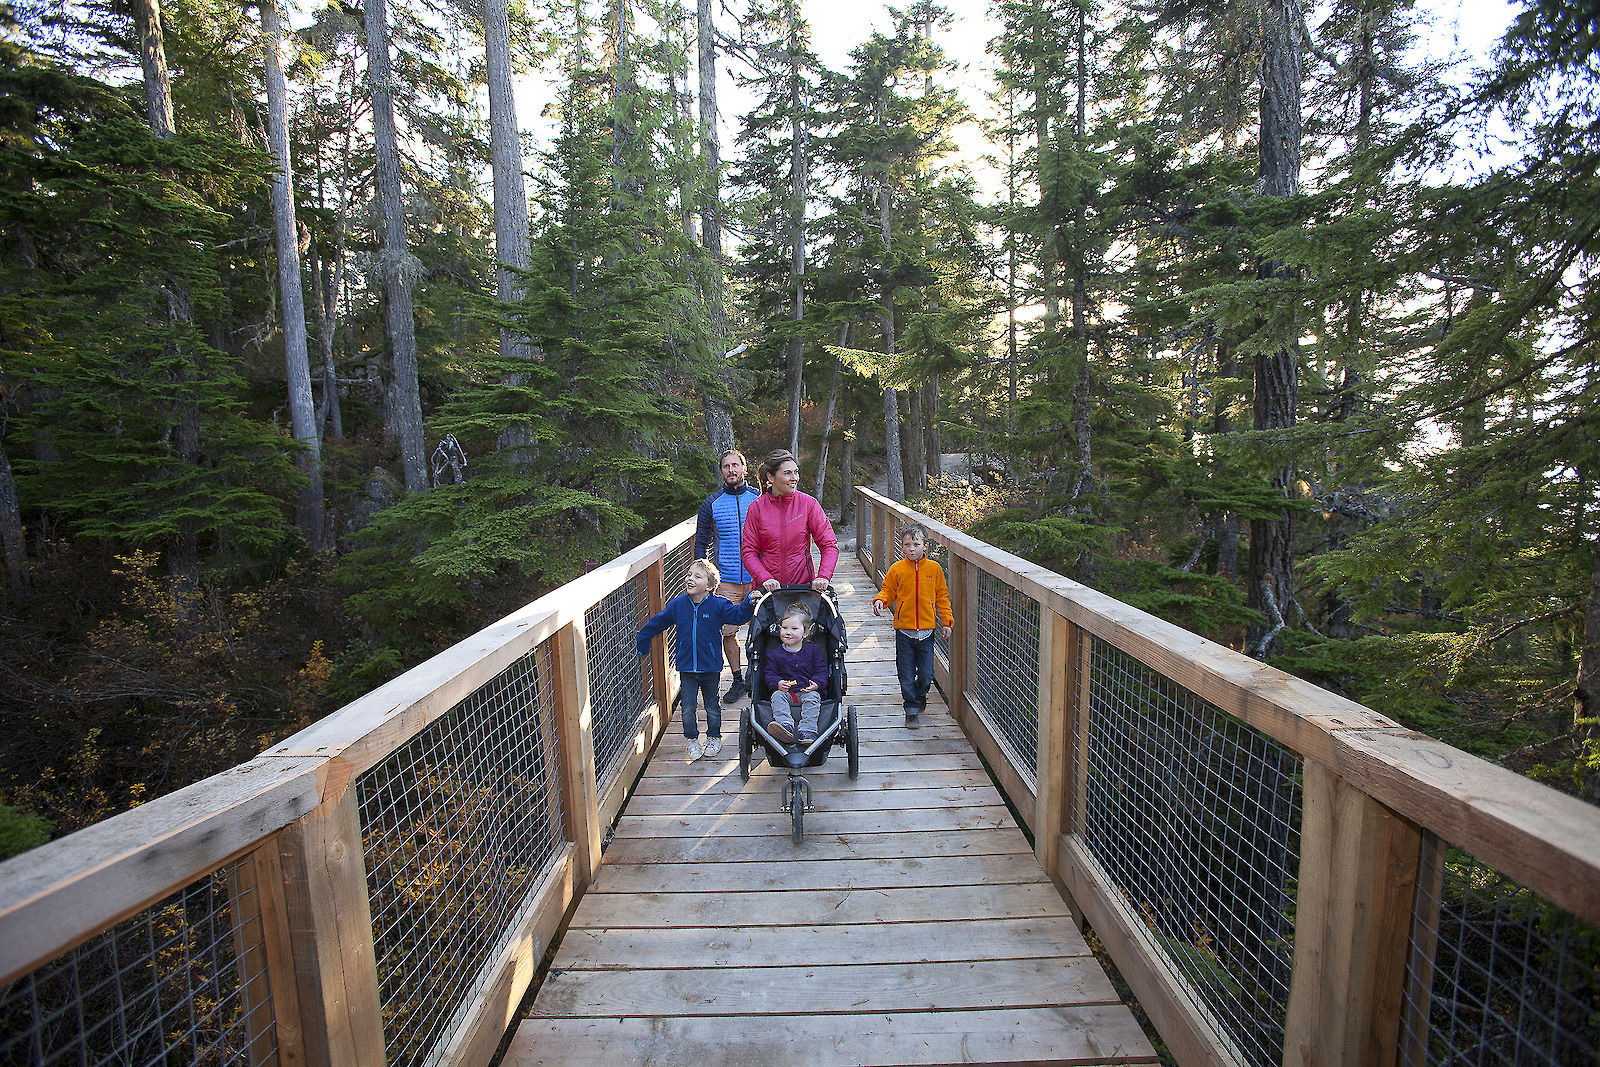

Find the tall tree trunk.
[
  {"left": 364, "top": 0, "right": 428, "bottom": 491},
  {"left": 697, "top": 0, "right": 733, "bottom": 456},
  {"left": 0, "top": 442, "right": 27, "bottom": 604},
  {"left": 133, "top": 0, "right": 174, "bottom": 135},
  {"left": 839, "top": 411, "right": 856, "bottom": 527},
  {"left": 815, "top": 327, "right": 845, "bottom": 498},
  {"left": 1068, "top": 5, "right": 1092, "bottom": 517},
  {"left": 785, "top": 39, "right": 809, "bottom": 458},
  {"left": 1214, "top": 333, "right": 1240, "bottom": 577},
  {"left": 904, "top": 385, "right": 925, "bottom": 496},
  {"left": 484, "top": 0, "right": 536, "bottom": 463},
  {"left": 262, "top": 0, "right": 325, "bottom": 550},
  {"left": 1246, "top": 0, "right": 1303, "bottom": 657},
  {"left": 877, "top": 89, "right": 904, "bottom": 503},
  {"left": 922, "top": 377, "right": 939, "bottom": 484}
]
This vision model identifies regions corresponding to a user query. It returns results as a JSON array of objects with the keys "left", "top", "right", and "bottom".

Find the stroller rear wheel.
[
  {"left": 846, "top": 706, "right": 859, "bottom": 780},
  {"left": 738, "top": 707, "right": 752, "bottom": 783},
  {"left": 789, "top": 779, "right": 805, "bottom": 844}
]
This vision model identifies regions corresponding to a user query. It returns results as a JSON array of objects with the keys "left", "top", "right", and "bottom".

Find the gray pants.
[{"left": 773, "top": 689, "right": 822, "bottom": 739}]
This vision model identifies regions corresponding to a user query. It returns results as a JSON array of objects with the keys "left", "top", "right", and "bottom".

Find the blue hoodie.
[{"left": 636, "top": 592, "right": 756, "bottom": 673}]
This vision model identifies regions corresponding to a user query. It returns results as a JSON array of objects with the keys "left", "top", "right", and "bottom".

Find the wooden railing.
[
  {"left": 854, "top": 487, "right": 1600, "bottom": 1067},
  {"left": 0, "top": 517, "right": 696, "bottom": 1067},
  {"left": 5, "top": 491, "right": 1596, "bottom": 1067}
]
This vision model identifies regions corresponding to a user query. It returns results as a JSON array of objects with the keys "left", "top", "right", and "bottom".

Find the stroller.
[{"left": 738, "top": 586, "right": 860, "bottom": 843}]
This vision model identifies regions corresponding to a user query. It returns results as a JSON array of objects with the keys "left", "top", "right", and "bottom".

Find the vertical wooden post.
[
  {"left": 872, "top": 498, "right": 887, "bottom": 584},
  {"left": 553, "top": 618, "right": 602, "bottom": 890},
  {"left": 1284, "top": 761, "right": 1422, "bottom": 1067},
  {"left": 857, "top": 489, "right": 870, "bottom": 572},
  {"left": 276, "top": 788, "right": 386, "bottom": 1067},
  {"left": 1033, "top": 609, "right": 1073, "bottom": 912},
  {"left": 947, "top": 553, "right": 971, "bottom": 730},
  {"left": 645, "top": 558, "right": 672, "bottom": 735},
  {"left": 229, "top": 839, "right": 307, "bottom": 1067}
]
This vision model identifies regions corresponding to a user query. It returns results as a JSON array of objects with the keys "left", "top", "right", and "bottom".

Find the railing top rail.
[
  {"left": 0, "top": 754, "right": 325, "bottom": 985},
  {"left": 0, "top": 514, "right": 698, "bottom": 989},
  {"left": 857, "top": 486, "right": 1600, "bottom": 923}
]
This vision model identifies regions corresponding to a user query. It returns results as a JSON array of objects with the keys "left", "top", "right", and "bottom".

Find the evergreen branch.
[{"left": 1484, "top": 602, "right": 1583, "bottom": 646}]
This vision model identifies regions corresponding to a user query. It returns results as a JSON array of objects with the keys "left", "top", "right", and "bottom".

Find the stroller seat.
[{"left": 737, "top": 587, "right": 860, "bottom": 841}]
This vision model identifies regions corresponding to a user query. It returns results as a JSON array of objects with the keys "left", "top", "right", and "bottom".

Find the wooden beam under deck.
[{"left": 506, "top": 555, "right": 1158, "bottom": 1066}]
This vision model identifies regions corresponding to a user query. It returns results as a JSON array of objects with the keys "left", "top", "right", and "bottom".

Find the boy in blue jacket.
[{"left": 636, "top": 559, "right": 756, "bottom": 760}]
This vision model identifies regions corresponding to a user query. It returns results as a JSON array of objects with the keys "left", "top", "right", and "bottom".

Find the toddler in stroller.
[{"left": 738, "top": 586, "right": 860, "bottom": 843}]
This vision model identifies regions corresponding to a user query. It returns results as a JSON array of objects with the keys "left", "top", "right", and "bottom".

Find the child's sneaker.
[
  {"left": 704, "top": 737, "right": 723, "bottom": 758},
  {"left": 686, "top": 738, "right": 703, "bottom": 760},
  {"left": 767, "top": 719, "right": 794, "bottom": 744}
]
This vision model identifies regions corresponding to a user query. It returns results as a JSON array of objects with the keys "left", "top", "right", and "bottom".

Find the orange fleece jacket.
[{"left": 874, "top": 557, "right": 953, "bottom": 631}]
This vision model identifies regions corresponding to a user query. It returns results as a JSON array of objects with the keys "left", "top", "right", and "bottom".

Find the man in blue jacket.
[
  {"left": 636, "top": 559, "right": 756, "bottom": 760},
  {"left": 694, "top": 449, "right": 762, "bottom": 703}
]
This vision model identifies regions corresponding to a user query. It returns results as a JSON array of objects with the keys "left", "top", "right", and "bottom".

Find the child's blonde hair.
[
  {"left": 779, "top": 604, "right": 814, "bottom": 631},
  {"left": 690, "top": 558, "right": 720, "bottom": 586},
  {"left": 899, "top": 523, "right": 929, "bottom": 544}
]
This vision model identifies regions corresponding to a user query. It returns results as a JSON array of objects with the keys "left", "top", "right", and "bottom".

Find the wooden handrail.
[
  {"left": 0, "top": 516, "right": 697, "bottom": 1067},
  {"left": 854, "top": 485, "right": 1600, "bottom": 1067},
  {"left": 853, "top": 487, "right": 1600, "bottom": 919}
]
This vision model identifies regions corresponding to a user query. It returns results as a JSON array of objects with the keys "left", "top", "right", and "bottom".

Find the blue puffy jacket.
[
  {"left": 694, "top": 484, "right": 761, "bottom": 584},
  {"left": 636, "top": 592, "right": 755, "bottom": 673}
]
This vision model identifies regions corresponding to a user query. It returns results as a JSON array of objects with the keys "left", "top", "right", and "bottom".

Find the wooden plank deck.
[{"left": 506, "top": 554, "right": 1158, "bottom": 1066}]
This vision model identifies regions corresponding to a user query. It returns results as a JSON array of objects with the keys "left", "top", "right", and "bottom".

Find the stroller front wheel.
[{"left": 789, "top": 779, "right": 805, "bottom": 844}]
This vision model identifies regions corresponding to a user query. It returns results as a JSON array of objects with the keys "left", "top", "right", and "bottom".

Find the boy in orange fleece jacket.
[{"left": 872, "top": 524, "right": 954, "bottom": 726}]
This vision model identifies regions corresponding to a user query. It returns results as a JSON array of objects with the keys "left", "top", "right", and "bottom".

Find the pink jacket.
[{"left": 741, "top": 490, "right": 839, "bottom": 587}]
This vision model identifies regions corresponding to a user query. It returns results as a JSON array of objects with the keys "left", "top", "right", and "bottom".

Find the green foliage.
[{"left": 0, "top": 804, "right": 52, "bottom": 860}]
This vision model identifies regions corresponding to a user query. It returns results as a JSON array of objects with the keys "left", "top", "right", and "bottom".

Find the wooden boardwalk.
[{"left": 506, "top": 554, "right": 1159, "bottom": 1066}]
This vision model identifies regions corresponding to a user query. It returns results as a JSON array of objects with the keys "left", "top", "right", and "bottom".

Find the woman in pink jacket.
[{"left": 741, "top": 450, "right": 839, "bottom": 593}]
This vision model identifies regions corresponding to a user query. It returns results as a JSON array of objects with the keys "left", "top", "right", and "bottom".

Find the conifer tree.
[
  {"left": 261, "top": 0, "right": 325, "bottom": 550},
  {"left": 363, "top": 0, "right": 428, "bottom": 491}
]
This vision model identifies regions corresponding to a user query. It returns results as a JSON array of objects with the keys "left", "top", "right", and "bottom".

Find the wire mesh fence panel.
[
  {"left": 357, "top": 643, "right": 566, "bottom": 1067},
  {"left": 661, "top": 541, "right": 691, "bottom": 677},
  {"left": 1401, "top": 840, "right": 1600, "bottom": 1067},
  {"left": 584, "top": 574, "right": 653, "bottom": 792},
  {"left": 0, "top": 856, "right": 276, "bottom": 1067},
  {"left": 1080, "top": 637, "right": 1302, "bottom": 1067},
  {"left": 860, "top": 499, "right": 872, "bottom": 564},
  {"left": 970, "top": 568, "right": 1041, "bottom": 785}
]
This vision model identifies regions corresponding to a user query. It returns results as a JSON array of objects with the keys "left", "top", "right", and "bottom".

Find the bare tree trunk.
[
  {"left": 923, "top": 377, "right": 939, "bottom": 483},
  {"left": 364, "top": 0, "right": 428, "bottom": 491},
  {"left": 1067, "top": 4, "right": 1092, "bottom": 517},
  {"left": 785, "top": 53, "right": 808, "bottom": 458},
  {"left": 698, "top": 0, "right": 733, "bottom": 456},
  {"left": 0, "top": 443, "right": 27, "bottom": 604},
  {"left": 1246, "top": 0, "right": 1303, "bottom": 657},
  {"left": 904, "top": 385, "right": 925, "bottom": 496},
  {"left": 839, "top": 412, "right": 855, "bottom": 527},
  {"left": 133, "top": 0, "right": 174, "bottom": 135},
  {"left": 815, "top": 329, "right": 845, "bottom": 498},
  {"left": 484, "top": 0, "right": 536, "bottom": 463},
  {"left": 262, "top": 0, "right": 325, "bottom": 549},
  {"left": 876, "top": 89, "right": 904, "bottom": 503}
]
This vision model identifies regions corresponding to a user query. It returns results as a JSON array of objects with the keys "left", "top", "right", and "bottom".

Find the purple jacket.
[{"left": 764, "top": 641, "right": 829, "bottom": 696}]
